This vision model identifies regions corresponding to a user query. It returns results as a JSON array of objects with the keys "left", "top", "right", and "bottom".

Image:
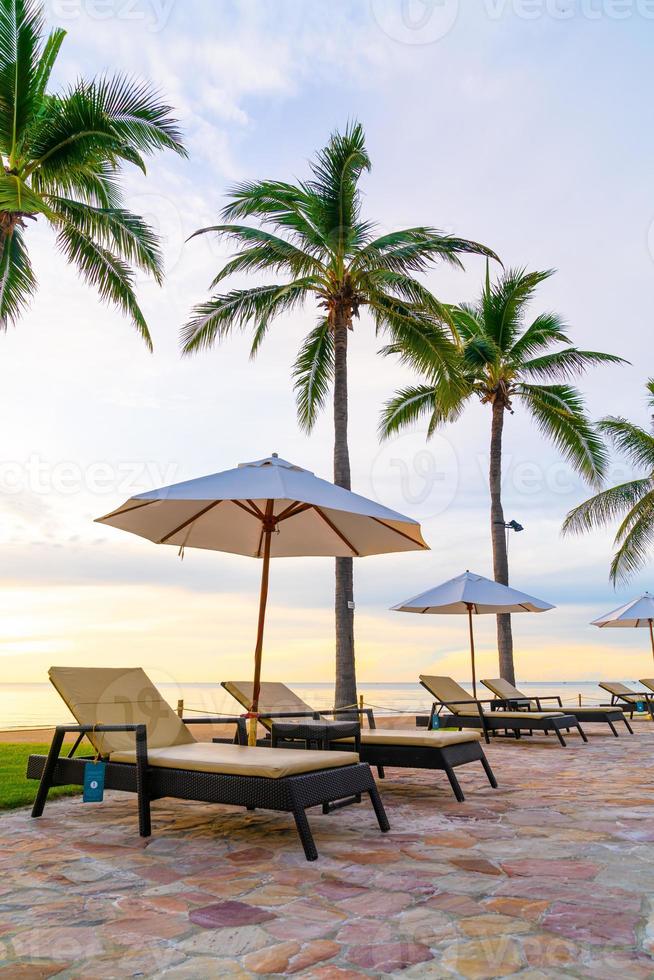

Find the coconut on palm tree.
[
  {"left": 381, "top": 266, "right": 624, "bottom": 683},
  {"left": 180, "top": 121, "right": 497, "bottom": 708},
  {"left": 0, "top": 0, "right": 186, "bottom": 343},
  {"left": 563, "top": 380, "right": 654, "bottom": 583}
]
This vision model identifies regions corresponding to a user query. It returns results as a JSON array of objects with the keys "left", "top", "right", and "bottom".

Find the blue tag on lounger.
[
  {"left": 636, "top": 701, "right": 645, "bottom": 713},
  {"left": 83, "top": 761, "right": 106, "bottom": 802},
  {"left": 431, "top": 714, "right": 441, "bottom": 730}
]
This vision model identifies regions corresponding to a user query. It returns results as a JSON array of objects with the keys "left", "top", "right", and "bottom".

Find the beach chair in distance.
[
  {"left": 419, "top": 675, "right": 588, "bottom": 747},
  {"left": 599, "top": 681, "right": 654, "bottom": 720},
  {"left": 482, "top": 678, "right": 632, "bottom": 737},
  {"left": 27, "top": 667, "right": 390, "bottom": 862},
  {"left": 222, "top": 681, "right": 497, "bottom": 803}
]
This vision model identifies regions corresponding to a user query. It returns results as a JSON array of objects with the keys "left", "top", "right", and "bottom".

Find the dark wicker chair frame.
[
  {"left": 233, "top": 705, "right": 498, "bottom": 804},
  {"left": 420, "top": 688, "right": 588, "bottom": 748},
  {"left": 600, "top": 688, "right": 654, "bottom": 721},
  {"left": 489, "top": 693, "right": 633, "bottom": 737},
  {"left": 27, "top": 716, "right": 390, "bottom": 862}
]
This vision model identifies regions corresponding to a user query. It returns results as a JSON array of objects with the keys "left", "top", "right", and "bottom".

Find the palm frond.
[
  {"left": 562, "top": 478, "right": 653, "bottom": 536},
  {"left": 368, "top": 291, "right": 461, "bottom": 380},
  {"left": 598, "top": 416, "right": 654, "bottom": 471},
  {"left": 507, "top": 312, "right": 571, "bottom": 361},
  {"left": 0, "top": 0, "right": 44, "bottom": 160},
  {"left": 181, "top": 279, "right": 315, "bottom": 355},
  {"left": 516, "top": 382, "right": 607, "bottom": 485},
  {"left": 187, "top": 224, "right": 321, "bottom": 285},
  {"left": 359, "top": 268, "right": 454, "bottom": 328},
  {"left": 220, "top": 180, "right": 325, "bottom": 250},
  {"left": 610, "top": 493, "right": 654, "bottom": 583},
  {"left": 292, "top": 318, "right": 334, "bottom": 431},
  {"left": 521, "top": 348, "right": 627, "bottom": 381},
  {"left": 50, "top": 196, "right": 162, "bottom": 281},
  {"left": 305, "top": 120, "right": 370, "bottom": 255},
  {"left": 0, "top": 225, "right": 35, "bottom": 326},
  {"left": 483, "top": 268, "right": 554, "bottom": 352},
  {"left": 91, "top": 74, "right": 186, "bottom": 157},
  {"left": 31, "top": 25, "right": 64, "bottom": 105},
  {"left": 380, "top": 383, "right": 466, "bottom": 439},
  {"left": 56, "top": 220, "right": 151, "bottom": 348}
]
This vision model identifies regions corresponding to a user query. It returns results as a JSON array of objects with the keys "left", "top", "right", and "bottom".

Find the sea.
[{"left": 0, "top": 680, "right": 631, "bottom": 731}]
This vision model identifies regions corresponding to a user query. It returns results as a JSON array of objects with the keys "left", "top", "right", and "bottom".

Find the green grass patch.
[{"left": 0, "top": 743, "right": 81, "bottom": 810}]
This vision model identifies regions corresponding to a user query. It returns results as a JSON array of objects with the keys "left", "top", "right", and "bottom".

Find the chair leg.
[
  {"left": 376, "top": 765, "right": 385, "bottom": 779},
  {"left": 607, "top": 718, "right": 619, "bottom": 738},
  {"left": 442, "top": 761, "right": 465, "bottom": 802},
  {"left": 31, "top": 728, "right": 65, "bottom": 818},
  {"left": 480, "top": 752, "right": 498, "bottom": 788},
  {"left": 292, "top": 806, "right": 318, "bottom": 861},
  {"left": 624, "top": 716, "right": 634, "bottom": 734},
  {"left": 577, "top": 722, "right": 588, "bottom": 743},
  {"left": 367, "top": 783, "right": 390, "bottom": 832},
  {"left": 554, "top": 727, "right": 567, "bottom": 747}
]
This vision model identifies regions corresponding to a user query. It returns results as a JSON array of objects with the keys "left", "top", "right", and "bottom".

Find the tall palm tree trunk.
[
  {"left": 490, "top": 397, "right": 515, "bottom": 684},
  {"left": 333, "top": 311, "right": 356, "bottom": 708}
]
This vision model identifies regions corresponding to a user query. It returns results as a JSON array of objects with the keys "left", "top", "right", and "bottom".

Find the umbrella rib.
[
  {"left": 96, "top": 499, "right": 155, "bottom": 522},
  {"left": 370, "top": 517, "right": 427, "bottom": 548},
  {"left": 312, "top": 506, "right": 360, "bottom": 556},
  {"left": 247, "top": 500, "right": 265, "bottom": 519},
  {"left": 233, "top": 500, "right": 261, "bottom": 520},
  {"left": 277, "top": 502, "right": 312, "bottom": 522},
  {"left": 158, "top": 500, "right": 223, "bottom": 544}
]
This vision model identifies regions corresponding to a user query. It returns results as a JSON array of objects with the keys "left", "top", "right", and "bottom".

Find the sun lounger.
[
  {"left": 222, "top": 680, "right": 497, "bottom": 803},
  {"left": 481, "top": 678, "right": 632, "bottom": 736},
  {"left": 639, "top": 679, "right": 654, "bottom": 696},
  {"left": 27, "top": 667, "right": 390, "bottom": 861},
  {"left": 419, "top": 675, "right": 587, "bottom": 747},
  {"left": 599, "top": 681, "right": 654, "bottom": 720}
]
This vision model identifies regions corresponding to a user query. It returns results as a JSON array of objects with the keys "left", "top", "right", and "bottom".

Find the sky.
[{"left": 2, "top": 0, "right": 654, "bottom": 691}]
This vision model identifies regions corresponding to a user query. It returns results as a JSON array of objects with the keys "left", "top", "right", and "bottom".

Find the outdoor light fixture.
[{"left": 494, "top": 520, "right": 524, "bottom": 532}]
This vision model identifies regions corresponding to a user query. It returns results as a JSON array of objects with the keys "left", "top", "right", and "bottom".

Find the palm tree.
[
  {"left": 0, "top": 0, "right": 186, "bottom": 344},
  {"left": 181, "top": 121, "right": 497, "bottom": 708},
  {"left": 381, "top": 267, "right": 624, "bottom": 683},
  {"left": 563, "top": 380, "right": 654, "bottom": 583}
]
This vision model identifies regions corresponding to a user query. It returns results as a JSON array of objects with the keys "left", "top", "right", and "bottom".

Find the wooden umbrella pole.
[
  {"left": 467, "top": 603, "right": 477, "bottom": 699},
  {"left": 649, "top": 619, "right": 654, "bottom": 664},
  {"left": 248, "top": 501, "right": 274, "bottom": 746}
]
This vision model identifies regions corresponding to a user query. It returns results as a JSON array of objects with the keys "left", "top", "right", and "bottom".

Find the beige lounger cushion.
[
  {"left": 419, "top": 676, "right": 563, "bottom": 719},
  {"left": 456, "top": 709, "right": 564, "bottom": 719},
  {"left": 49, "top": 666, "right": 195, "bottom": 756},
  {"left": 336, "top": 728, "right": 481, "bottom": 748},
  {"left": 599, "top": 682, "right": 642, "bottom": 702},
  {"left": 481, "top": 678, "right": 619, "bottom": 715},
  {"left": 111, "top": 742, "right": 357, "bottom": 779},
  {"left": 223, "top": 680, "right": 314, "bottom": 730}
]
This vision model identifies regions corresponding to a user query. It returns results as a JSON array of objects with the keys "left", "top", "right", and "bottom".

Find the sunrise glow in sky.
[{"left": 2, "top": 1, "right": 654, "bottom": 686}]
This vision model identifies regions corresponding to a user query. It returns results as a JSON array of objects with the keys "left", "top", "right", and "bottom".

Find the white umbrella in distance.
[
  {"left": 392, "top": 570, "right": 554, "bottom": 696},
  {"left": 96, "top": 453, "right": 429, "bottom": 743},
  {"left": 592, "top": 593, "right": 654, "bottom": 663}
]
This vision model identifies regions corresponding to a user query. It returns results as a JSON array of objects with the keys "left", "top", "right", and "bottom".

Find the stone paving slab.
[{"left": 1, "top": 726, "right": 654, "bottom": 977}]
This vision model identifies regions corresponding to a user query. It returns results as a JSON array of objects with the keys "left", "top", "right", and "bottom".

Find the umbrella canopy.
[
  {"left": 592, "top": 593, "right": 654, "bottom": 662},
  {"left": 392, "top": 571, "right": 554, "bottom": 695},
  {"left": 97, "top": 453, "right": 428, "bottom": 741}
]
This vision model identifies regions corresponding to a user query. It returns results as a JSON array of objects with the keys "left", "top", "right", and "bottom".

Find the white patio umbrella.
[
  {"left": 592, "top": 593, "right": 654, "bottom": 663},
  {"left": 96, "top": 453, "right": 428, "bottom": 743},
  {"left": 392, "top": 570, "right": 554, "bottom": 696}
]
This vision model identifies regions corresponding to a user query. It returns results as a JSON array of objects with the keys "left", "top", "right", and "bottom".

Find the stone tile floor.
[{"left": 1, "top": 725, "right": 654, "bottom": 978}]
